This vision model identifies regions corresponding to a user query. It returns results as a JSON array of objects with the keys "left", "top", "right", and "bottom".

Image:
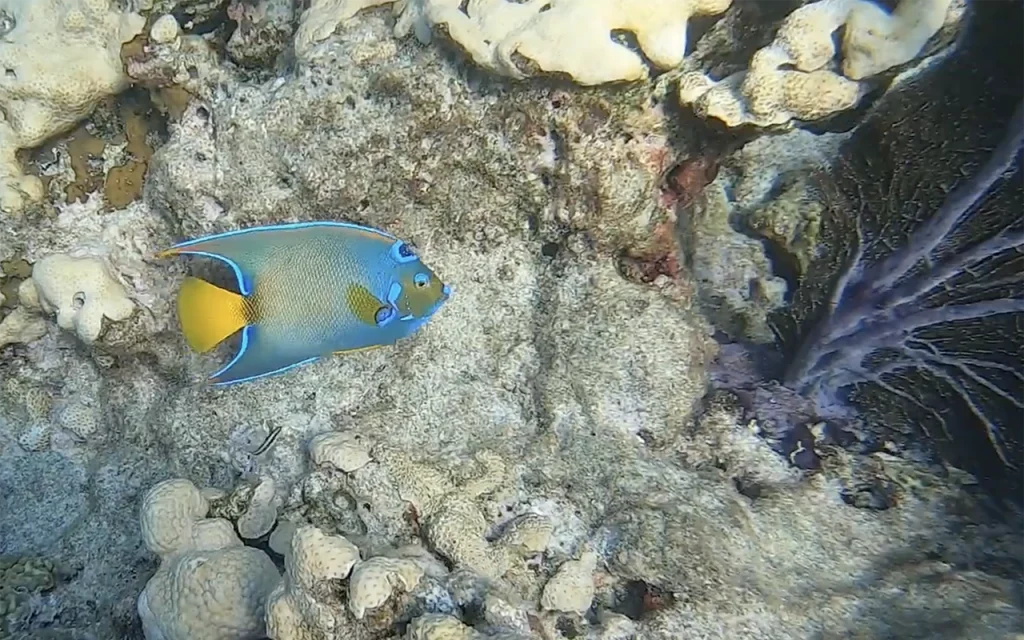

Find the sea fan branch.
[{"left": 785, "top": 100, "right": 1024, "bottom": 393}]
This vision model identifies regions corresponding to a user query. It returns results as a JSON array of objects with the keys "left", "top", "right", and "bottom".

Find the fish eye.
[
  {"left": 374, "top": 305, "right": 396, "bottom": 326},
  {"left": 414, "top": 272, "right": 429, "bottom": 288}
]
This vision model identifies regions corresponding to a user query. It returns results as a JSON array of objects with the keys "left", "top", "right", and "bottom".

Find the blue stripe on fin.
[
  {"left": 213, "top": 356, "right": 320, "bottom": 386},
  {"left": 211, "top": 324, "right": 254, "bottom": 379},
  {"left": 387, "top": 281, "right": 402, "bottom": 305},
  {"left": 172, "top": 250, "right": 254, "bottom": 296},
  {"left": 168, "top": 220, "right": 399, "bottom": 251},
  {"left": 209, "top": 323, "right": 323, "bottom": 386}
]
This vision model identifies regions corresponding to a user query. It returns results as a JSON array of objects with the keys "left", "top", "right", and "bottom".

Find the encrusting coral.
[
  {"left": 136, "top": 478, "right": 282, "bottom": 640},
  {"left": 309, "top": 430, "right": 372, "bottom": 473},
  {"left": 0, "top": 0, "right": 145, "bottom": 213},
  {"left": 374, "top": 446, "right": 514, "bottom": 580},
  {"left": 265, "top": 524, "right": 361, "bottom": 639},
  {"left": 678, "top": 0, "right": 958, "bottom": 127},
  {"left": 295, "top": 0, "right": 734, "bottom": 85}
]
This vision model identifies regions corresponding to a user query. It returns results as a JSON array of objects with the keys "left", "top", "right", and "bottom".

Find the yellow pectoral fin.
[
  {"left": 176, "top": 277, "right": 250, "bottom": 353},
  {"left": 345, "top": 284, "right": 386, "bottom": 326}
]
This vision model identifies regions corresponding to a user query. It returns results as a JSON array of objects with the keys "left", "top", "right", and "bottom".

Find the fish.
[{"left": 157, "top": 221, "right": 451, "bottom": 386}]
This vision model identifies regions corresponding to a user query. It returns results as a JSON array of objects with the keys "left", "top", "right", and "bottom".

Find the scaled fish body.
[{"left": 158, "top": 221, "right": 451, "bottom": 386}]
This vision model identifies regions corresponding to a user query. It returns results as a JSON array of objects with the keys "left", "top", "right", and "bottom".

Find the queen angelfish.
[{"left": 157, "top": 221, "right": 451, "bottom": 386}]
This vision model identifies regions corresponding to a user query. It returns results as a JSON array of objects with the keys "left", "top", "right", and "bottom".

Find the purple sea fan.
[{"left": 768, "top": 1, "right": 1023, "bottom": 500}]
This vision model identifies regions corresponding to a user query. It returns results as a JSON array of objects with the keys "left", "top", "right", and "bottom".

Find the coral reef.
[
  {"left": 0, "top": 0, "right": 145, "bottom": 213},
  {"left": 0, "top": 1, "right": 1020, "bottom": 639}
]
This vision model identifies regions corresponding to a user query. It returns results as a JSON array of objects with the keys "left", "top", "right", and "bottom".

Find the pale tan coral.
[
  {"left": 293, "top": 0, "right": 394, "bottom": 55},
  {"left": 16, "top": 422, "right": 51, "bottom": 452},
  {"left": 495, "top": 513, "right": 553, "bottom": 555},
  {"left": 238, "top": 477, "right": 281, "bottom": 540},
  {"left": 296, "top": 0, "right": 733, "bottom": 85},
  {"left": 406, "top": 613, "right": 477, "bottom": 640},
  {"left": 137, "top": 478, "right": 281, "bottom": 640},
  {"left": 265, "top": 525, "right": 361, "bottom": 639},
  {"left": 348, "top": 555, "right": 425, "bottom": 619},
  {"left": 843, "top": 0, "right": 953, "bottom": 79},
  {"left": 0, "top": 0, "right": 145, "bottom": 212},
  {"left": 56, "top": 397, "right": 101, "bottom": 441},
  {"left": 309, "top": 430, "right": 372, "bottom": 473},
  {"left": 148, "top": 13, "right": 181, "bottom": 45},
  {"left": 0, "top": 305, "right": 47, "bottom": 348},
  {"left": 679, "top": 0, "right": 958, "bottom": 127},
  {"left": 596, "top": 611, "right": 638, "bottom": 639},
  {"left": 23, "top": 254, "right": 134, "bottom": 344},
  {"left": 540, "top": 549, "right": 598, "bottom": 614},
  {"left": 374, "top": 446, "right": 513, "bottom": 579}
]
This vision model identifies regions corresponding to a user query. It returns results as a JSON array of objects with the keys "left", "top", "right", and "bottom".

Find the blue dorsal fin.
[{"left": 159, "top": 221, "right": 398, "bottom": 295}]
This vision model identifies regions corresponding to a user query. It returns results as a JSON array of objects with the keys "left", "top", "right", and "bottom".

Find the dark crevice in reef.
[{"left": 702, "top": 0, "right": 1024, "bottom": 506}]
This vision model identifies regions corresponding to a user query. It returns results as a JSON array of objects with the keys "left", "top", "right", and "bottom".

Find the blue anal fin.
[{"left": 210, "top": 324, "right": 321, "bottom": 386}]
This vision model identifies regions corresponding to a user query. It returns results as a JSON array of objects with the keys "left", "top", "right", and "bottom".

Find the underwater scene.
[{"left": 0, "top": 0, "right": 1021, "bottom": 638}]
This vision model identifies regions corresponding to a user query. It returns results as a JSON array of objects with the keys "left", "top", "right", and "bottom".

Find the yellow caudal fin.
[{"left": 176, "top": 277, "right": 251, "bottom": 353}]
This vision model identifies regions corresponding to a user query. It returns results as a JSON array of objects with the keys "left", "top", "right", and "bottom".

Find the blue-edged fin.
[
  {"left": 176, "top": 277, "right": 252, "bottom": 353},
  {"left": 157, "top": 222, "right": 398, "bottom": 296},
  {"left": 210, "top": 323, "right": 322, "bottom": 386}
]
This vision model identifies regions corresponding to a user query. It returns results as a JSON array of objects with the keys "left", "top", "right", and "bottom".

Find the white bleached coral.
[
  {"left": 540, "top": 548, "right": 598, "bottom": 614},
  {"left": 375, "top": 446, "right": 513, "bottom": 580},
  {"left": 237, "top": 477, "right": 282, "bottom": 540},
  {"left": 348, "top": 555, "right": 425, "bottom": 619},
  {"left": 296, "top": 0, "right": 734, "bottom": 85},
  {"left": 679, "top": 0, "right": 958, "bottom": 127},
  {"left": 0, "top": 0, "right": 145, "bottom": 213},
  {"left": 19, "top": 253, "right": 134, "bottom": 344},
  {"left": 137, "top": 478, "right": 282, "bottom": 640},
  {"left": 309, "top": 430, "right": 372, "bottom": 473},
  {"left": 265, "top": 524, "right": 361, "bottom": 639}
]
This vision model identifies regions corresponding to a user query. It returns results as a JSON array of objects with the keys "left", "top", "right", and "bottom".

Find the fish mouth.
[{"left": 427, "top": 283, "right": 452, "bottom": 316}]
